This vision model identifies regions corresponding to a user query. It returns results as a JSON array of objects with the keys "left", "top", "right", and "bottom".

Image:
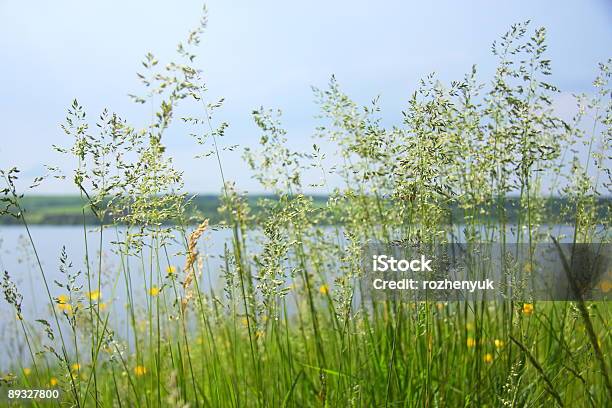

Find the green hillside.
[{"left": 1, "top": 195, "right": 608, "bottom": 226}]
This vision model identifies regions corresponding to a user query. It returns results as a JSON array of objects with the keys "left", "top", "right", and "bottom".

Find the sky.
[{"left": 1, "top": 0, "right": 611, "bottom": 194}]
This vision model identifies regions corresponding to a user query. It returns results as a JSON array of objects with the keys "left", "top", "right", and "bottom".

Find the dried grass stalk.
[{"left": 182, "top": 219, "right": 208, "bottom": 310}]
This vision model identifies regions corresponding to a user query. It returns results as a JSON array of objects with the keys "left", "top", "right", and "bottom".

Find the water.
[
  {"left": 0, "top": 224, "right": 596, "bottom": 369},
  {"left": 0, "top": 225, "right": 240, "bottom": 369},
  {"left": 0, "top": 225, "right": 235, "bottom": 307}
]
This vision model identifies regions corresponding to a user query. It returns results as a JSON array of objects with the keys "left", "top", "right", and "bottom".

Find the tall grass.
[{"left": 1, "top": 8, "right": 610, "bottom": 407}]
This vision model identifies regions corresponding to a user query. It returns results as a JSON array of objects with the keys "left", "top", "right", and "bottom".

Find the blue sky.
[{"left": 1, "top": 0, "right": 610, "bottom": 194}]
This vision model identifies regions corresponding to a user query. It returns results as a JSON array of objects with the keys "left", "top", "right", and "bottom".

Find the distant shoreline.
[{"left": 1, "top": 195, "right": 608, "bottom": 226}]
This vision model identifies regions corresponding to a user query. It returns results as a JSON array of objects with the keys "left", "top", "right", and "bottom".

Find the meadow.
[{"left": 0, "top": 11, "right": 610, "bottom": 407}]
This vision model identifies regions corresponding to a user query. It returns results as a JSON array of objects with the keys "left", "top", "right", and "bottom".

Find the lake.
[{"left": 0, "top": 223, "right": 596, "bottom": 369}]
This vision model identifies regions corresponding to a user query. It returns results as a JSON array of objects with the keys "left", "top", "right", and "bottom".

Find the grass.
[{"left": 0, "top": 9, "right": 610, "bottom": 408}]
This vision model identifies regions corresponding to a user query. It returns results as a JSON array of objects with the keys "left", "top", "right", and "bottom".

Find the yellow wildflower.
[
  {"left": 134, "top": 365, "right": 147, "bottom": 376},
  {"left": 494, "top": 339, "right": 505, "bottom": 348},
  {"left": 23, "top": 368, "right": 31, "bottom": 376},
  {"left": 319, "top": 284, "right": 329, "bottom": 295},
  {"left": 56, "top": 294, "right": 69, "bottom": 304},
  {"left": 522, "top": 303, "right": 534, "bottom": 316},
  {"left": 149, "top": 286, "right": 160, "bottom": 297},
  {"left": 71, "top": 363, "right": 81, "bottom": 371},
  {"left": 166, "top": 266, "right": 177, "bottom": 275},
  {"left": 87, "top": 290, "right": 101, "bottom": 301},
  {"left": 467, "top": 337, "right": 476, "bottom": 348},
  {"left": 50, "top": 377, "right": 58, "bottom": 386},
  {"left": 484, "top": 353, "right": 494, "bottom": 363},
  {"left": 58, "top": 303, "right": 73, "bottom": 313},
  {"left": 598, "top": 280, "right": 612, "bottom": 293},
  {"left": 99, "top": 303, "right": 108, "bottom": 311}
]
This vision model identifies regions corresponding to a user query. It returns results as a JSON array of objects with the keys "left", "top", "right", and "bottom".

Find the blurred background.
[{"left": 1, "top": 0, "right": 611, "bottom": 194}]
